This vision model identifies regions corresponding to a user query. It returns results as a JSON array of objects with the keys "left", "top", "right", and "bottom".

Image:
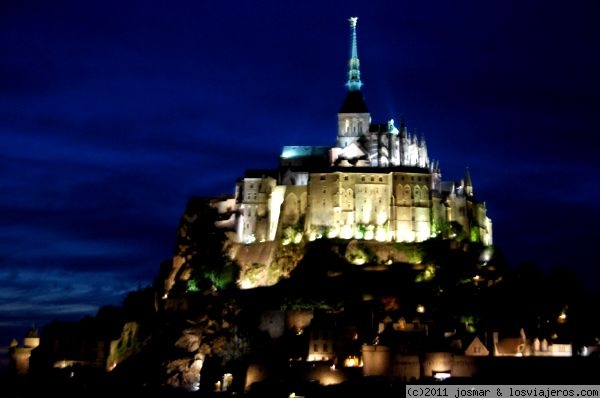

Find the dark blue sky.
[{"left": 1, "top": 0, "right": 599, "bottom": 364}]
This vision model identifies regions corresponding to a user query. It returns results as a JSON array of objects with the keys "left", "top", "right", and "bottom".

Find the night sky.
[{"left": 1, "top": 0, "right": 599, "bottom": 365}]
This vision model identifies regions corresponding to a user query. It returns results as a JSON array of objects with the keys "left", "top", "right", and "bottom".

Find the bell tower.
[{"left": 337, "top": 17, "right": 371, "bottom": 149}]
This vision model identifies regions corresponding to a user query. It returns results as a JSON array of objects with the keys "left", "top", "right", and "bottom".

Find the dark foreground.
[{"left": 2, "top": 357, "right": 600, "bottom": 398}]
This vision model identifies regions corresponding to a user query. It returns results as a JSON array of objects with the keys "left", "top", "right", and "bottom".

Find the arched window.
[{"left": 404, "top": 185, "right": 411, "bottom": 204}]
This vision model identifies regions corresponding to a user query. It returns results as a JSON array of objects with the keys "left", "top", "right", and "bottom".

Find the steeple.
[
  {"left": 336, "top": 17, "right": 370, "bottom": 149},
  {"left": 346, "top": 17, "right": 363, "bottom": 91},
  {"left": 464, "top": 167, "right": 473, "bottom": 197},
  {"left": 339, "top": 17, "right": 368, "bottom": 114}
]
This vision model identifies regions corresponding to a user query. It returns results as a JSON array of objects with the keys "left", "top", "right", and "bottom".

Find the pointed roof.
[
  {"left": 339, "top": 90, "right": 368, "bottom": 113},
  {"left": 339, "top": 17, "right": 369, "bottom": 114},
  {"left": 464, "top": 167, "right": 472, "bottom": 187},
  {"left": 345, "top": 17, "right": 363, "bottom": 91}
]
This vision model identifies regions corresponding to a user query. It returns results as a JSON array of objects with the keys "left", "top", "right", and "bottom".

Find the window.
[
  {"left": 323, "top": 343, "right": 328, "bottom": 352},
  {"left": 320, "top": 175, "right": 326, "bottom": 181}
]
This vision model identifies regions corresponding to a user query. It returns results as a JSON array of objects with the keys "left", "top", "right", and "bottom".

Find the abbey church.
[{"left": 230, "top": 18, "right": 492, "bottom": 247}]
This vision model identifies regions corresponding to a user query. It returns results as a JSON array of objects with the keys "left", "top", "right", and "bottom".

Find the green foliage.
[
  {"left": 469, "top": 226, "right": 481, "bottom": 243},
  {"left": 280, "top": 297, "right": 337, "bottom": 312},
  {"left": 281, "top": 223, "right": 303, "bottom": 245},
  {"left": 186, "top": 279, "right": 201, "bottom": 293},
  {"left": 174, "top": 199, "right": 241, "bottom": 292},
  {"left": 345, "top": 242, "right": 377, "bottom": 264},
  {"left": 394, "top": 241, "right": 425, "bottom": 263}
]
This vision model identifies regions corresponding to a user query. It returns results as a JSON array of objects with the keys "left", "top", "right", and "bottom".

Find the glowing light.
[
  {"left": 239, "top": 279, "right": 254, "bottom": 289},
  {"left": 375, "top": 226, "right": 387, "bottom": 241},
  {"left": 416, "top": 304, "right": 425, "bottom": 313},
  {"left": 433, "top": 372, "right": 451, "bottom": 381},
  {"left": 558, "top": 312, "right": 567, "bottom": 323},
  {"left": 343, "top": 355, "right": 363, "bottom": 367},
  {"left": 558, "top": 306, "right": 568, "bottom": 323},
  {"left": 352, "top": 257, "right": 365, "bottom": 265},
  {"left": 479, "top": 247, "right": 493, "bottom": 263}
]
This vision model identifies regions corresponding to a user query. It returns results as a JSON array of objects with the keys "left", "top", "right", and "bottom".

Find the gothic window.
[
  {"left": 396, "top": 185, "right": 403, "bottom": 201},
  {"left": 379, "top": 177, "right": 383, "bottom": 182},
  {"left": 414, "top": 186, "right": 420, "bottom": 202},
  {"left": 404, "top": 186, "right": 411, "bottom": 203},
  {"left": 323, "top": 343, "right": 329, "bottom": 352}
]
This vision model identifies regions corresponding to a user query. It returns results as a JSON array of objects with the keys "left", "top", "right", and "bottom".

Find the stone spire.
[
  {"left": 345, "top": 17, "right": 363, "bottom": 91},
  {"left": 464, "top": 167, "right": 473, "bottom": 197}
]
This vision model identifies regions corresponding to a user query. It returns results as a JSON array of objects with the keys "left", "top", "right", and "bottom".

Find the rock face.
[
  {"left": 122, "top": 197, "right": 505, "bottom": 392},
  {"left": 106, "top": 322, "right": 142, "bottom": 371},
  {"left": 159, "top": 295, "right": 250, "bottom": 391}
]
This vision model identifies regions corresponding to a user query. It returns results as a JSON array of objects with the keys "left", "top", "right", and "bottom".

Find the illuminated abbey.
[{"left": 230, "top": 17, "right": 492, "bottom": 247}]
